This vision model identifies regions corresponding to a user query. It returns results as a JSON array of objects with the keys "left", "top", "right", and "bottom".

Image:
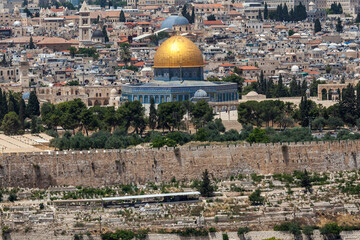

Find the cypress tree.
[
  {"left": 266, "top": 79, "right": 274, "bottom": 98},
  {"left": 276, "top": 4, "right": 282, "bottom": 21},
  {"left": 29, "top": 36, "right": 35, "bottom": 49},
  {"left": 119, "top": 10, "right": 126, "bottom": 22},
  {"left": 277, "top": 75, "right": 288, "bottom": 97},
  {"left": 289, "top": 8, "right": 294, "bottom": 21},
  {"left": 19, "top": 98, "right": 26, "bottom": 130},
  {"left": 2, "top": 91, "right": 7, "bottom": 117},
  {"left": 199, "top": 169, "right": 214, "bottom": 197},
  {"left": 336, "top": 17, "right": 343, "bottom": 33},
  {"left": 264, "top": 2, "right": 268, "bottom": 19},
  {"left": 340, "top": 84, "right": 356, "bottom": 125},
  {"left": 282, "top": 4, "right": 289, "bottom": 21},
  {"left": 356, "top": 83, "right": 360, "bottom": 119},
  {"left": 149, "top": 97, "right": 157, "bottom": 130},
  {"left": 0, "top": 89, "right": 3, "bottom": 122},
  {"left": 31, "top": 115, "right": 38, "bottom": 133},
  {"left": 102, "top": 26, "right": 109, "bottom": 43},
  {"left": 26, "top": 91, "right": 40, "bottom": 117},
  {"left": 258, "top": 9, "right": 262, "bottom": 21},
  {"left": 301, "top": 169, "right": 312, "bottom": 193},
  {"left": 258, "top": 71, "right": 266, "bottom": 94},
  {"left": 356, "top": 14, "right": 360, "bottom": 23},
  {"left": 191, "top": 7, "right": 195, "bottom": 24},
  {"left": 301, "top": 80, "right": 307, "bottom": 96},
  {"left": 8, "top": 93, "right": 19, "bottom": 114},
  {"left": 314, "top": 18, "right": 322, "bottom": 33},
  {"left": 289, "top": 77, "right": 298, "bottom": 97},
  {"left": 299, "top": 95, "right": 310, "bottom": 127},
  {"left": 338, "top": 3, "right": 343, "bottom": 14}
]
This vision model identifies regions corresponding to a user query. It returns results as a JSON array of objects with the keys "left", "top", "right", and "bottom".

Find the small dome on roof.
[
  {"left": 13, "top": 21, "right": 21, "bottom": 27},
  {"left": 246, "top": 91, "right": 258, "bottom": 96},
  {"left": 291, "top": 65, "right": 299, "bottom": 72},
  {"left": 194, "top": 89, "right": 208, "bottom": 98},
  {"left": 160, "top": 16, "right": 189, "bottom": 30},
  {"left": 92, "top": 30, "right": 105, "bottom": 38},
  {"left": 22, "top": 92, "right": 30, "bottom": 100}
]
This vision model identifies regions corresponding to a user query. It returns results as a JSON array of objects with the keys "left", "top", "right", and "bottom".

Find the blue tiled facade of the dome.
[{"left": 160, "top": 16, "right": 189, "bottom": 29}]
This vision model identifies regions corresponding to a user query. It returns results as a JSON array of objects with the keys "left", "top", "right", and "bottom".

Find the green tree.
[
  {"left": 300, "top": 169, "right": 312, "bottom": 193},
  {"left": 264, "top": 2, "right": 269, "bottom": 19},
  {"left": 249, "top": 189, "right": 264, "bottom": 205},
  {"left": 8, "top": 93, "right": 19, "bottom": 114},
  {"left": 246, "top": 128, "right": 269, "bottom": 143},
  {"left": 312, "top": 117, "right": 326, "bottom": 131},
  {"left": 1, "top": 54, "right": 7, "bottom": 67},
  {"left": 41, "top": 102, "right": 59, "bottom": 130},
  {"left": 314, "top": 18, "right": 322, "bottom": 33},
  {"left": 320, "top": 223, "right": 341, "bottom": 240},
  {"left": 79, "top": 108, "right": 98, "bottom": 136},
  {"left": 282, "top": 4, "right": 289, "bottom": 21},
  {"left": 68, "top": 47, "right": 77, "bottom": 58},
  {"left": 222, "top": 74, "right": 243, "bottom": 95},
  {"left": 327, "top": 116, "right": 343, "bottom": 130},
  {"left": 119, "top": 10, "right": 126, "bottom": 22},
  {"left": 1, "top": 112, "right": 20, "bottom": 135},
  {"left": 336, "top": 17, "right": 343, "bottom": 33},
  {"left": 57, "top": 99, "right": 87, "bottom": 133},
  {"left": 277, "top": 75, "right": 288, "bottom": 97},
  {"left": 222, "top": 233, "right": 229, "bottom": 240},
  {"left": 157, "top": 102, "right": 185, "bottom": 132},
  {"left": 149, "top": 97, "right": 157, "bottom": 130},
  {"left": 289, "top": 77, "right": 299, "bottom": 96},
  {"left": 24, "top": 7, "right": 32, "bottom": 17},
  {"left": 117, "top": 101, "right": 146, "bottom": 134},
  {"left": 8, "top": 192, "right": 17, "bottom": 202},
  {"left": 237, "top": 101, "right": 263, "bottom": 126},
  {"left": 26, "top": 91, "right": 40, "bottom": 117},
  {"left": 299, "top": 95, "right": 310, "bottom": 127},
  {"left": 199, "top": 169, "right": 214, "bottom": 197},
  {"left": 191, "top": 100, "right": 213, "bottom": 129},
  {"left": 31, "top": 115, "right": 39, "bottom": 133},
  {"left": 288, "top": 29, "right": 295, "bottom": 36},
  {"left": 258, "top": 9, "right": 262, "bottom": 21},
  {"left": 339, "top": 84, "right": 356, "bottom": 126},
  {"left": 325, "top": 64, "right": 332, "bottom": 74},
  {"left": 119, "top": 43, "right": 131, "bottom": 65},
  {"left": 207, "top": 14, "right": 216, "bottom": 21},
  {"left": 29, "top": 36, "right": 35, "bottom": 49},
  {"left": 190, "top": 7, "right": 195, "bottom": 24},
  {"left": 19, "top": 98, "right": 26, "bottom": 130},
  {"left": 355, "top": 13, "right": 360, "bottom": 23},
  {"left": 102, "top": 26, "right": 109, "bottom": 43}
]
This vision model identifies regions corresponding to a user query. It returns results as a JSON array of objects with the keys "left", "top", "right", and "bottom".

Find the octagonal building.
[{"left": 121, "top": 35, "right": 238, "bottom": 104}]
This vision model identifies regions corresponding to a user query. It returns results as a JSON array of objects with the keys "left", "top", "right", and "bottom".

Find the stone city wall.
[{"left": 0, "top": 140, "right": 359, "bottom": 188}]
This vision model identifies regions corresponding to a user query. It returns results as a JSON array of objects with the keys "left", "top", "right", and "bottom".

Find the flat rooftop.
[{"left": 0, "top": 133, "right": 53, "bottom": 153}]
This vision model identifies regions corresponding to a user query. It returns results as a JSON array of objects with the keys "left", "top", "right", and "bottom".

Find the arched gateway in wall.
[{"left": 318, "top": 84, "right": 347, "bottom": 101}]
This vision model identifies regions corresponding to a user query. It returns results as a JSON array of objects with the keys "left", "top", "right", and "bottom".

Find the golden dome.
[{"left": 153, "top": 35, "right": 204, "bottom": 68}]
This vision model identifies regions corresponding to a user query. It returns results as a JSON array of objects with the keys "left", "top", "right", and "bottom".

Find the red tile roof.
[
  {"left": 240, "top": 66, "right": 259, "bottom": 70},
  {"left": 220, "top": 63, "right": 236, "bottom": 67},
  {"left": 203, "top": 20, "right": 223, "bottom": 25}
]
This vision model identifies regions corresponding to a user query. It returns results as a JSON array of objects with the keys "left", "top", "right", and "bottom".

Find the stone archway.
[{"left": 318, "top": 84, "right": 347, "bottom": 101}]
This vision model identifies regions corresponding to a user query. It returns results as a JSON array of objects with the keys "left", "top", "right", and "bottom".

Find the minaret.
[
  {"left": 19, "top": 55, "right": 29, "bottom": 87},
  {"left": 79, "top": 1, "right": 92, "bottom": 47}
]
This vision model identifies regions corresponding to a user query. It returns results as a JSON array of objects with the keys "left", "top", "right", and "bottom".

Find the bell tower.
[
  {"left": 19, "top": 55, "right": 29, "bottom": 87},
  {"left": 79, "top": 1, "right": 92, "bottom": 47}
]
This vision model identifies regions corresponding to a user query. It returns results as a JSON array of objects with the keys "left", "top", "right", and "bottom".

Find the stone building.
[{"left": 36, "top": 85, "right": 121, "bottom": 107}]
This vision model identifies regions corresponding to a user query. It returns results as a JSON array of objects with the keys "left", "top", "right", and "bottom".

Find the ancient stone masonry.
[{"left": 0, "top": 140, "right": 360, "bottom": 188}]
